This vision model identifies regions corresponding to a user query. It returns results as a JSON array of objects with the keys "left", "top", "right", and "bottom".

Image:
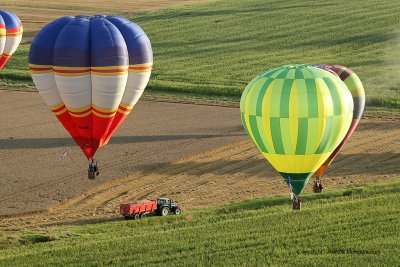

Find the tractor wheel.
[
  {"left": 174, "top": 208, "right": 181, "bottom": 215},
  {"left": 124, "top": 216, "right": 131, "bottom": 220},
  {"left": 140, "top": 213, "right": 146, "bottom": 219},
  {"left": 134, "top": 214, "right": 140, "bottom": 220},
  {"left": 160, "top": 207, "right": 169, "bottom": 216}
]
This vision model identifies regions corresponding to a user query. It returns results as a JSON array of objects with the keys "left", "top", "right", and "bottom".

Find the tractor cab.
[{"left": 157, "top": 198, "right": 181, "bottom": 216}]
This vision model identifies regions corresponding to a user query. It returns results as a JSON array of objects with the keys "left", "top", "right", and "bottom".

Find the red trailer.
[
  {"left": 120, "top": 198, "right": 181, "bottom": 220},
  {"left": 120, "top": 200, "right": 157, "bottom": 220}
]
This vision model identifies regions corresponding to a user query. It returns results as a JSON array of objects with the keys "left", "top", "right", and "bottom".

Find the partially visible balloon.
[
  {"left": 314, "top": 65, "right": 365, "bottom": 177},
  {"left": 29, "top": 15, "right": 152, "bottom": 160},
  {"left": 0, "top": 10, "right": 23, "bottom": 70},
  {"left": 240, "top": 65, "right": 353, "bottom": 195}
]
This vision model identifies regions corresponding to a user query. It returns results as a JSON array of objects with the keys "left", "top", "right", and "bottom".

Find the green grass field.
[
  {"left": 0, "top": 181, "right": 399, "bottom": 266},
  {"left": 1, "top": 0, "right": 400, "bottom": 109}
]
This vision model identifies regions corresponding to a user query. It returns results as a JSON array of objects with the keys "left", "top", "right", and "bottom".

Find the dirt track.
[
  {"left": 4, "top": 0, "right": 216, "bottom": 43},
  {"left": 0, "top": 90, "right": 399, "bottom": 231}
]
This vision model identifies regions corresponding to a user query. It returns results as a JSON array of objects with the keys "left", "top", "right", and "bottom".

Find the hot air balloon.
[
  {"left": 0, "top": 10, "right": 23, "bottom": 70},
  {"left": 29, "top": 15, "right": 152, "bottom": 176},
  {"left": 312, "top": 65, "right": 365, "bottom": 190},
  {"left": 240, "top": 65, "right": 353, "bottom": 206}
]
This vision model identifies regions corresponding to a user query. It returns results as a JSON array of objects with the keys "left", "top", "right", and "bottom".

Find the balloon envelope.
[
  {"left": 29, "top": 15, "right": 152, "bottom": 160},
  {"left": 0, "top": 10, "right": 23, "bottom": 70},
  {"left": 240, "top": 65, "right": 353, "bottom": 195},
  {"left": 314, "top": 65, "right": 365, "bottom": 177}
]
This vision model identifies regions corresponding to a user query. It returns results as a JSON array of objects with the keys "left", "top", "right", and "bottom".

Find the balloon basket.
[
  {"left": 312, "top": 186, "right": 323, "bottom": 193},
  {"left": 312, "top": 180, "right": 324, "bottom": 193},
  {"left": 88, "top": 171, "right": 96, "bottom": 180},
  {"left": 292, "top": 198, "right": 301, "bottom": 210}
]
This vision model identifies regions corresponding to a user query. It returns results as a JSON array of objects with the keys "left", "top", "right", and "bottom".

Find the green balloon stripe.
[
  {"left": 249, "top": 115, "right": 268, "bottom": 152},
  {"left": 280, "top": 118, "right": 294, "bottom": 154},
  {"left": 326, "top": 116, "right": 344, "bottom": 151},
  {"left": 277, "top": 68, "right": 290, "bottom": 79},
  {"left": 323, "top": 77, "right": 342, "bottom": 116},
  {"left": 241, "top": 112, "right": 257, "bottom": 147},
  {"left": 296, "top": 79, "right": 308, "bottom": 118},
  {"left": 316, "top": 116, "right": 334, "bottom": 154},
  {"left": 256, "top": 78, "right": 273, "bottom": 116},
  {"left": 240, "top": 77, "right": 258, "bottom": 111},
  {"left": 264, "top": 68, "right": 285, "bottom": 78},
  {"left": 260, "top": 67, "right": 280, "bottom": 78},
  {"left": 270, "top": 117, "right": 285, "bottom": 154},
  {"left": 269, "top": 79, "right": 282, "bottom": 117},
  {"left": 279, "top": 79, "right": 293, "bottom": 118},
  {"left": 295, "top": 118, "right": 308, "bottom": 154},
  {"left": 257, "top": 116, "right": 272, "bottom": 153},
  {"left": 304, "top": 78, "right": 318, "bottom": 118},
  {"left": 295, "top": 68, "right": 304, "bottom": 79}
]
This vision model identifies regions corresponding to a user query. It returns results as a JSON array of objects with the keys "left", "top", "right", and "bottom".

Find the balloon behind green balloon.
[{"left": 313, "top": 65, "right": 365, "bottom": 178}]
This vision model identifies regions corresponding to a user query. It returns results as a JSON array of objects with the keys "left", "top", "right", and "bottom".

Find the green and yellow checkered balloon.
[{"left": 240, "top": 65, "right": 353, "bottom": 195}]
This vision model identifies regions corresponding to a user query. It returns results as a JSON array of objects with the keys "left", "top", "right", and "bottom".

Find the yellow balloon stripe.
[
  {"left": 329, "top": 79, "right": 349, "bottom": 149},
  {"left": 261, "top": 80, "right": 276, "bottom": 153},
  {"left": 305, "top": 118, "right": 318, "bottom": 154},
  {"left": 243, "top": 81, "right": 258, "bottom": 144},
  {"left": 280, "top": 118, "right": 294, "bottom": 154},
  {"left": 316, "top": 78, "right": 332, "bottom": 117},
  {"left": 295, "top": 79, "right": 308, "bottom": 118},
  {"left": 314, "top": 80, "right": 330, "bottom": 151},
  {"left": 240, "top": 77, "right": 257, "bottom": 110},
  {"left": 345, "top": 73, "right": 365, "bottom": 97},
  {"left": 289, "top": 81, "right": 299, "bottom": 152},
  {"left": 262, "top": 152, "right": 332, "bottom": 173}
]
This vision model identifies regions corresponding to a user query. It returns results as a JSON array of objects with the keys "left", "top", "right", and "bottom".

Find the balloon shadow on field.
[
  {"left": 142, "top": 152, "right": 400, "bottom": 178},
  {"left": 0, "top": 132, "right": 246, "bottom": 150},
  {"left": 136, "top": 3, "right": 338, "bottom": 22},
  {"left": 300, "top": 32, "right": 398, "bottom": 48}
]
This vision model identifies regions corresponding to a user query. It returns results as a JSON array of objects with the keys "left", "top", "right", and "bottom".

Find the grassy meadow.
[
  {"left": 0, "top": 181, "right": 399, "bottom": 266},
  {"left": 1, "top": 0, "right": 400, "bottom": 108}
]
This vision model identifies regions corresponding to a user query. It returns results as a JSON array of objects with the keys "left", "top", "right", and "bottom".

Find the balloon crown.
[
  {"left": 280, "top": 64, "right": 311, "bottom": 69},
  {"left": 74, "top": 15, "right": 107, "bottom": 19}
]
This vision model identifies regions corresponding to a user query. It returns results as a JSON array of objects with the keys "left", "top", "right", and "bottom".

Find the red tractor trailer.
[{"left": 120, "top": 198, "right": 181, "bottom": 220}]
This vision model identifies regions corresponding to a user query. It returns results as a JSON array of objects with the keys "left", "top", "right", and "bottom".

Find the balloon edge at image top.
[
  {"left": 240, "top": 64, "right": 354, "bottom": 195},
  {"left": 29, "top": 15, "right": 153, "bottom": 160},
  {"left": 0, "top": 10, "right": 23, "bottom": 70}
]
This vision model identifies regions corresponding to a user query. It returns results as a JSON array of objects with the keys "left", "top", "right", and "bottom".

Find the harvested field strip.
[{"left": 0, "top": 181, "right": 399, "bottom": 266}]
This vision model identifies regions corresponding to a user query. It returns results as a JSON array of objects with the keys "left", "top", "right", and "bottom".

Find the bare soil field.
[
  {"left": 4, "top": 0, "right": 216, "bottom": 43},
  {"left": 0, "top": 90, "right": 399, "bottom": 231},
  {"left": 0, "top": 90, "right": 245, "bottom": 216}
]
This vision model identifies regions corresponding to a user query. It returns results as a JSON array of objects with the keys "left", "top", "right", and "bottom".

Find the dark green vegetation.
[
  {"left": 0, "top": 181, "right": 399, "bottom": 266},
  {"left": 1, "top": 0, "right": 400, "bottom": 109}
]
